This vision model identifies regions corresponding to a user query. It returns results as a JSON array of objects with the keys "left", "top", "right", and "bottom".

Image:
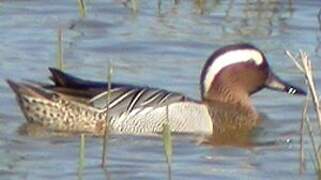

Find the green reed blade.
[
  {"left": 77, "top": 0, "right": 87, "bottom": 18},
  {"left": 56, "top": 29, "right": 63, "bottom": 70},
  {"left": 196, "top": 0, "right": 205, "bottom": 15},
  {"left": 78, "top": 134, "right": 86, "bottom": 179},
  {"left": 101, "top": 62, "right": 113, "bottom": 168},
  {"left": 162, "top": 105, "right": 172, "bottom": 180},
  {"left": 131, "top": 0, "right": 138, "bottom": 12},
  {"left": 162, "top": 123, "right": 172, "bottom": 164}
]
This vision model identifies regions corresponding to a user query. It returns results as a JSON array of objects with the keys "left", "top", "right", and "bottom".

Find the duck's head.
[{"left": 200, "top": 43, "right": 306, "bottom": 107}]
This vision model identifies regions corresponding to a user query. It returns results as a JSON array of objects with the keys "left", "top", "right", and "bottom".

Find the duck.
[{"left": 7, "top": 43, "right": 306, "bottom": 136}]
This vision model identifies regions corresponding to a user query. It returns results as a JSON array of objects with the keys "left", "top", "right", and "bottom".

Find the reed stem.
[
  {"left": 77, "top": 0, "right": 87, "bottom": 18},
  {"left": 57, "top": 29, "right": 63, "bottom": 70},
  {"left": 300, "top": 92, "right": 309, "bottom": 174},
  {"left": 131, "top": 0, "right": 138, "bottom": 12},
  {"left": 101, "top": 62, "right": 113, "bottom": 168},
  {"left": 286, "top": 51, "right": 321, "bottom": 129},
  {"left": 305, "top": 117, "right": 321, "bottom": 169},
  {"left": 286, "top": 50, "right": 321, "bottom": 174},
  {"left": 78, "top": 134, "right": 86, "bottom": 179},
  {"left": 162, "top": 105, "right": 172, "bottom": 180}
]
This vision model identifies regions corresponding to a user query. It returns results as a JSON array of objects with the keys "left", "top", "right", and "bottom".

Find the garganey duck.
[{"left": 7, "top": 43, "right": 305, "bottom": 136}]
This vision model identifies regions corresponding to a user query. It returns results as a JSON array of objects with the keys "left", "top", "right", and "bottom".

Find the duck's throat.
[
  {"left": 205, "top": 86, "right": 255, "bottom": 110},
  {"left": 204, "top": 99, "right": 260, "bottom": 134}
]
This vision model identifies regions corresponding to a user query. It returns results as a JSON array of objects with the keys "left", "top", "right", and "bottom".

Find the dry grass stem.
[
  {"left": 286, "top": 50, "right": 321, "bottom": 129},
  {"left": 286, "top": 50, "right": 321, "bottom": 174},
  {"left": 285, "top": 50, "right": 304, "bottom": 72},
  {"left": 300, "top": 92, "right": 309, "bottom": 174},
  {"left": 305, "top": 117, "right": 321, "bottom": 169}
]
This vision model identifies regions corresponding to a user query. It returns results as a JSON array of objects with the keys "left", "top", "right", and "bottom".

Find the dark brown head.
[{"left": 200, "top": 43, "right": 305, "bottom": 106}]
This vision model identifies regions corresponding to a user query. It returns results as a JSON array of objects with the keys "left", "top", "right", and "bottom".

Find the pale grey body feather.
[
  {"left": 93, "top": 87, "right": 212, "bottom": 134},
  {"left": 108, "top": 101, "right": 213, "bottom": 134}
]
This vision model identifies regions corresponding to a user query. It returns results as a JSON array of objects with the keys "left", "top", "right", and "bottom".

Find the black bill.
[{"left": 264, "top": 72, "right": 306, "bottom": 96}]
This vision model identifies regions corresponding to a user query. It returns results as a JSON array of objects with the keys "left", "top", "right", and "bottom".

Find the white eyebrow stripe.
[{"left": 203, "top": 49, "right": 263, "bottom": 96}]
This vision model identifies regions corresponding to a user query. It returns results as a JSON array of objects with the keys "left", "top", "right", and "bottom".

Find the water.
[{"left": 0, "top": 0, "right": 320, "bottom": 179}]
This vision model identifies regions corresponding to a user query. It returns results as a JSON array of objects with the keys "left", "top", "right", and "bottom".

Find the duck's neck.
[
  {"left": 204, "top": 86, "right": 255, "bottom": 112},
  {"left": 202, "top": 89, "right": 260, "bottom": 133}
]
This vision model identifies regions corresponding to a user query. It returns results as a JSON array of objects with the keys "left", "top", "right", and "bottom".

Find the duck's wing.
[
  {"left": 45, "top": 68, "right": 194, "bottom": 110},
  {"left": 89, "top": 86, "right": 191, "bottom": 111},
  {"left": 43, "top": 67, "right": 114, "bottom": 99}
]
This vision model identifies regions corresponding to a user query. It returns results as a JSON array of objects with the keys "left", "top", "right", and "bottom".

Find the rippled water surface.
[{"left": 1, "top": 0, "right": 321, "bottom": 179}]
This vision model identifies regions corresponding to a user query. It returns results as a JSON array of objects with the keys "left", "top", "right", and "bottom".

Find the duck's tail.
[
  {"left": 48, "top": 67, "right": 109, "bottom": 89},
  {"left": 7, "top": 79, "right": 105, "bottom": 134},
  {"left": 6, "top": 80, "right": 52, "bottom": 100},
  {"left": 46, "top": 67, "right": 107, "bottom": 98},
  {"left": 6, "top": 80, "right": 55, "bottom": 123}
]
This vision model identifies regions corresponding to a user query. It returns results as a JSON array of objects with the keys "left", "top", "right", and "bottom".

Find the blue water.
[{"left": 0, "top": 0, "right": 320, "bottom": 179}]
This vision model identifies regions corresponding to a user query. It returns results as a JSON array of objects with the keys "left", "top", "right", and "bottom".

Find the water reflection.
[
  {"left": 18, "top": 123, "right": 79, "bottom": 138},
  {"left": 119, "top": 0, "right": 295, "bottom": 40},
  {"left": 192, "top": 0, "right": 221, "bottom": 15},
  {"left": 151, "top": 0, "right": 299, "bottom": 58},
  {"left": 316, "top": 8, "right": 321, "bottom": 57},
  {"left": 221, "top": 0, "right": 294, "bottom": 37}
]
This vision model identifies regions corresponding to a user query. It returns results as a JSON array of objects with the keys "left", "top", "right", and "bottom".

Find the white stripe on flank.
[
  {"left": 203, "top": 49, "right": 263, "bottom": 96},
  {"left": 159, "top": 92, "right": 172, "bottom": 104},
  {"left": 89, "top": 87, "right": 122, "bottom": 104},
  {"left": 127, "top": 89, "right": 146, "bottom": 112},
  {"left": 109, "top": 89, "right": 136, "bottom": 108},
  {"left": 140, "top": 89, "right": 163, "bottom": 106}
]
